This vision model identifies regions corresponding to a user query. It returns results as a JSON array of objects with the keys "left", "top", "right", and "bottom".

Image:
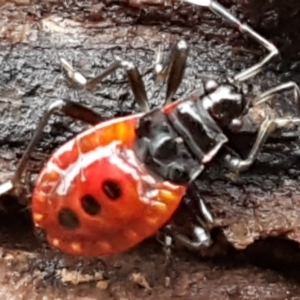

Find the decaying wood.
[{"left": 1, "top": 0, "right": 300, "bottom": 299}]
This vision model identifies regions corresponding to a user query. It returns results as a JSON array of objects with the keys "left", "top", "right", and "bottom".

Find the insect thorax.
[{"left": 134, "top": 96, "right": 228, "bottom": 185}]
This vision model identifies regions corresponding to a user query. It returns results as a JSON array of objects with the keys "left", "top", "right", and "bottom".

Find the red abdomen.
[{"left": 32, "top": 114, "right": 186, "bottom": 256}]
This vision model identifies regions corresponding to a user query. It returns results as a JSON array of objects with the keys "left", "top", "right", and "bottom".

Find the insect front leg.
[
  {"left": 225, "top": 82, "right": 300, "bottom": 173},
  {"left": 154, "top": 40, "right": 189, "bottom": 103},
  {"left": 0, "top": 100, "right": 105, "bottom": 196},
  {"left": 182, "top": 0, "right": 279, "bottom": 81},
  {"left": 226, "top": 117, "right": 300, "bottom": 173},
  {"left": 253, "top": 82, "right": 300, "bottom": 113},
  {"left": 60, "top": 57, "right": 150, "bottom": 112}
]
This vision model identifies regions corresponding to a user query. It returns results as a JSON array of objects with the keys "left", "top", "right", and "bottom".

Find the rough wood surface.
[{"left": 1, "top": 0, "right": 300, "bottom": 299}]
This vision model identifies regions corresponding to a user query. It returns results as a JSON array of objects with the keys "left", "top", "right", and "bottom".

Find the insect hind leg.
[
  {"left": 162, "top": 184, "right": 214, "bottom": 252},
  {"left": 163, "top": 222, "right": 213, "bottom": 252},
  {"left": 61, "top": 58, "right": 150, "bottom": 112},
  {"left": 182, "top": 0, "right": 279, "bottom": 81},
  {"left": 0, "top": 99, "right": 105, "bottom": 196}
]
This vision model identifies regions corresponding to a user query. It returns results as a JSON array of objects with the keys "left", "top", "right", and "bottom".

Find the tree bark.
[{"left": 0, "top": 0, "right": 300, "bottom": 299}]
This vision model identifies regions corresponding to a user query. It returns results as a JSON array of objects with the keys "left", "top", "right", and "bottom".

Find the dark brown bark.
[{"left": 0, "top": 0, "right": 300, "bottom": 299}]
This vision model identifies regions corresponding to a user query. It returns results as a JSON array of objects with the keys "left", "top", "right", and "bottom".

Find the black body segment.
[
  {"left": 168, "top": 95, "right": 228, "bottom": 163},
  {"left": 135, "top": 108, "right": 203, "bottom": 184},
  {"left": 134, "top": 87, "right": 238, "bottom": 185}
]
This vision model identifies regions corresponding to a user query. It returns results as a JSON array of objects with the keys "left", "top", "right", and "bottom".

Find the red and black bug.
[{"left": 0, "top": 0, "right": 300, "bottom": 256}]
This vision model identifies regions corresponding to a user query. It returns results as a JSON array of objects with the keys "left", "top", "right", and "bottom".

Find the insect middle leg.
[
  {"left": 0, "top": 100, "right": 107, "bottom": 196},
  {"left": 61, "top": 57, "right": 150, "bottom": 112},
  {"left": 225, "top": 82, "right": 300, "bottom": 173}
]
